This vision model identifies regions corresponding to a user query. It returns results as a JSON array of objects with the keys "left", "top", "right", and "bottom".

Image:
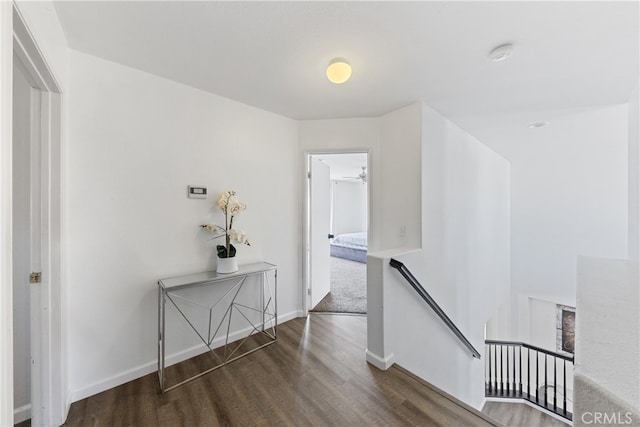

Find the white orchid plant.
[{"left": 200, "top": 190, "right": 250, "bottom": 258}]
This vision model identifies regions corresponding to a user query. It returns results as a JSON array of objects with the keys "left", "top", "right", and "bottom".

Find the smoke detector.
[{"left": 489, "top": 44, "right": 514, "bottom": 62}]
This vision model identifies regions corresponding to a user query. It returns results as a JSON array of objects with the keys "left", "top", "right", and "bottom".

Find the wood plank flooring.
[{"left": 63, "top": 314, "right": 499, "bottom": 426}]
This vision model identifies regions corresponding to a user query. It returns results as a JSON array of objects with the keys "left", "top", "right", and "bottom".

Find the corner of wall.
[{"left": 365, "top": 350, "right": 395, "bottom": 371}]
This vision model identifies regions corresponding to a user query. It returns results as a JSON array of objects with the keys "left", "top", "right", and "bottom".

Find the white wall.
[
  {"left": 66, "top": 50, "right": 300, "bottom": 401},
  {"left": 379, "top": 104, "right": 422, "bottom": 250},
  {"left": 513, "top": 105, "right": 628, "bottom": 296},
  {"left": 299, "top": 104, "right": 422, "bottom": 253},
  {"left": 368, "top": 103, "right": 510, "bottom": 409},
  {"left": 421, "top": 103, "right": 511, "bottom": 328},
  {"left": 298, "top": 118, "right": 381, "bottom": 249},
  {"left": 400, "top": 103, "right": 509, "bottom": 408},
  {"left": 484, "top": 105, "right": 629, "bottom": 343},
  {"left": 484, "top": 299, "right": 510, "bottom": 341},
  {"left": 527, "top": 298, "right": 558, "bottom": 352},
  {"left": 331, "top": 180, "right": 366, "bottom": 236}
]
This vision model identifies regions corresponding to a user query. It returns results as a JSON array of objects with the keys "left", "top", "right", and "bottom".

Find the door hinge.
[
  {"left": 307, "top": 288, "right": 311, "bottom": 295},
  {"left": 307, "top": 172, "right": 311, "bottom": 179},
  {"left": 29, "top": 272, "right": 41, "bottom": 284}
]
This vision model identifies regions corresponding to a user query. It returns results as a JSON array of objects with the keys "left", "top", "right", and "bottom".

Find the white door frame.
[
  {"left": 302, "top": 149, "right": 371, "bottom": 314},
  {"left": 0, "top": 3, "right": 14, "bottom": 425},
  {"left": 2, "top": 5, "right": 65, "bottom": 426}
]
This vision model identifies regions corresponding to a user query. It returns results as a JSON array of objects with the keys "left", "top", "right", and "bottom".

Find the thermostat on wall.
[{"left": 188, "top": 185, "right": 207, "bottom": 199}]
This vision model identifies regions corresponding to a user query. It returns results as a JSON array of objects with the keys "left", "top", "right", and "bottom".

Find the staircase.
[{"left": 485, "top": 340, "right": 574, "bottom": 422}]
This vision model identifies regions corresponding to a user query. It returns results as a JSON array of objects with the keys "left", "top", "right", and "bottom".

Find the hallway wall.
[{"left": 66, "top": 50, "right": 300, "bottom": 401}]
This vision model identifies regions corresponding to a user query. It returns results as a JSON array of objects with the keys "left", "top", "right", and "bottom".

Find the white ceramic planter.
[{"left": 216, "top": 256, "right": 238, "bottom": 274}]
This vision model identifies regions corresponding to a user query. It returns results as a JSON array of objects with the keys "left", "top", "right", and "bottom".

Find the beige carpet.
[{"left": 311, "top": 256, "right": 367, "bottom": 314}]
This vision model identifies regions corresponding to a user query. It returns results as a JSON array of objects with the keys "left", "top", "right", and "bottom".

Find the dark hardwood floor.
[{"left": 63, "top": 314, "right": 499, "bottom": 426}]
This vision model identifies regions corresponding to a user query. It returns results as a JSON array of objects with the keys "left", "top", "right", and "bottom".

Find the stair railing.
[
  {"left": 485, "top": 340, "right": 574, "bottom": 421},
  {"left": 389, "top": 258, "right": 481, "bottom": 359}
]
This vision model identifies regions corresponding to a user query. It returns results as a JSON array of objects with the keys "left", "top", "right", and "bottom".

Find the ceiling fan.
[{"left": 343, "top": 166, "right": 367, "bottom": 183}]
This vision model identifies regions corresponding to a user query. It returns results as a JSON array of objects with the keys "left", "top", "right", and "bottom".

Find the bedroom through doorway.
[{"left": 307, "top": 152, "right": 368, "bottom": 314}]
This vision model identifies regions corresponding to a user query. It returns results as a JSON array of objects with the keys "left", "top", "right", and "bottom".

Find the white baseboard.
[
  {"left": 70, "top": 310, "right": 300, "bottom": 403},
  {"left": 365, "top": 349, "right": 395, "bottom": 370},
  {"left": 478, "top": 396, "right": 488, "bottom": 411},
  {"left": 14, "top": 403, "right": 31, "bottom": 424}
]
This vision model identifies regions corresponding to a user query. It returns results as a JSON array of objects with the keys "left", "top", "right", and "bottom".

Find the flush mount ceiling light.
[
  {"left": 528, "top": 122, "right": 548, "bottom": 129},
  {"left": 326, "top": 58, "right": 352, "bottom": 84},
  {"left": 489, "top": 43, "right": 514, "bottom": 62}
]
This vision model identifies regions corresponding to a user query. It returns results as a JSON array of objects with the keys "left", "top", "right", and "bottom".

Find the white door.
[
  {"left": 12, "top": 58, "right": 40, "bottom": 424},
  {"left": 309, "top": 157, "right": 331, "bottom": 309}
]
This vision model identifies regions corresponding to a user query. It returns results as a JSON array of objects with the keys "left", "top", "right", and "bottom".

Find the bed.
[{"left": 330, "top": 231, "right": 367, "bottom": 263}]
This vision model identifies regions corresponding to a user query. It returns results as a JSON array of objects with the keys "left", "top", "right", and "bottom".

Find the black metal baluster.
[
  {"left": 536, "top": 350, "right": 540, "bottom": 403},
  {"left": 493, "top": 345, "right": 497, "bottom": 394},
  {"left": 527, "top": 347, "right": 530, "bottom": 398},
  {"left": 489, "top": 345, "right": 493, "bottom": 393},
  {"left": 507, "top": 345, "right": 511, "bottom": 396},
  {"left": 483, "top": 342, "right": 574, "bottom": 422},
  {"left": 511, "top": 345, "right": 515, "bottom": 394},
  {"left": 544, "top": 354, "right": 548, "bottom": 406},
  {"left": 484, "top": 344, "right": 491, "bottom": 395},
  {"left": 484, "top": 344, "right": 487, "bottom": 392},
  {"left": 500, "top": 345, "right": 504, "bottom": 396},
  {"left": 518, "top": 346, "right": 522, "bottom": 396},
  {"left": 494, "top": 344, "right": 498, "bottom": 393},
  {"left": 553, "top": 357, "right": 557, "bottom": 410},
  {"left": 563, "top": 359, "right": 567, "bottom": 415}
]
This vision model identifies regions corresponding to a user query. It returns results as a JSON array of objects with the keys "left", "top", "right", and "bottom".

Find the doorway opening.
[{"left": 305, "top": 152, "right": 369, "bottom": 315}]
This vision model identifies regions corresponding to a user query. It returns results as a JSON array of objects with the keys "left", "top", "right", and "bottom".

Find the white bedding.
[{"left": 332, "top": 231, "right": 367, "bottom": 249}]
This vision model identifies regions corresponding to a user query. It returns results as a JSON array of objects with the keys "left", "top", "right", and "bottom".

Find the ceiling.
[
  {"left": 53, "top": 1, "right": 639, "bottom": 147},
  {"left": 313, "top": 153, "right": 368, "bottom": 182}
]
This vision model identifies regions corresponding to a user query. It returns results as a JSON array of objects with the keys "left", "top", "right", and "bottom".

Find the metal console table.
[{"left": 157, "top": 262, "right": 277, "bottom": 393}]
